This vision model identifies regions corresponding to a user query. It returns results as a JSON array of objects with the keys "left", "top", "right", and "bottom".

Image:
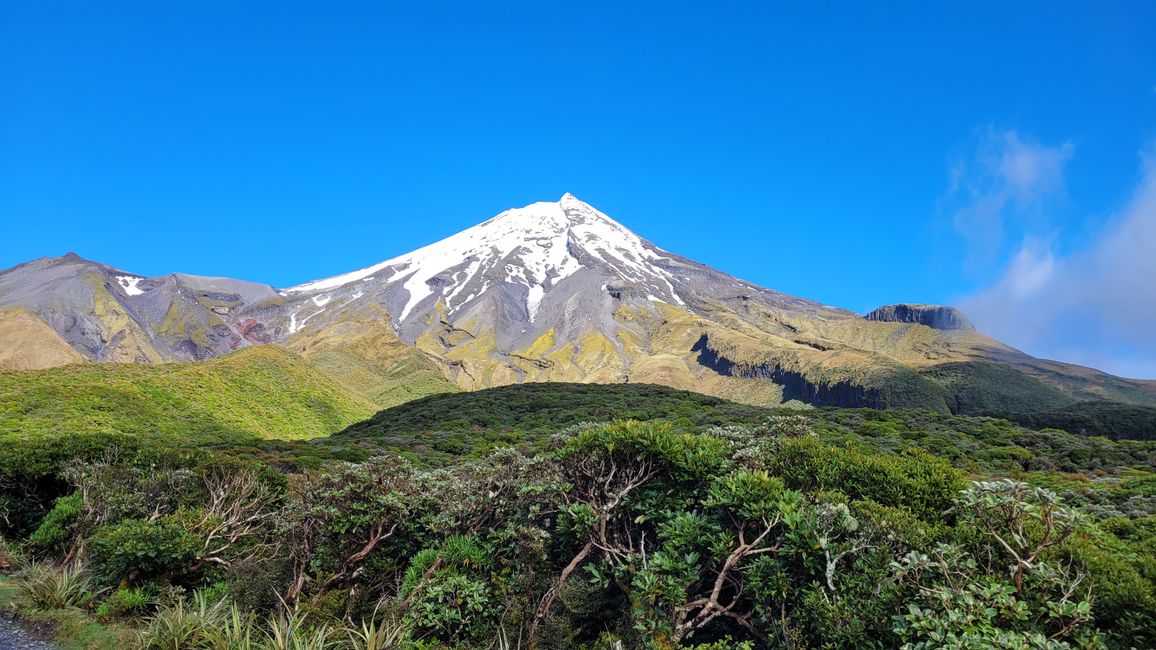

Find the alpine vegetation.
[{"left": 1, "top": 393, "right": 1153, "bottom": 649}]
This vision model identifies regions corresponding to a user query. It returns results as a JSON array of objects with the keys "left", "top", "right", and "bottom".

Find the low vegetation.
[
  {"left": 0, "top": 346, "right": 377, "bottom": 443},
  {"left": 1, "top": 382, "right": 1153, "bottom": 648},
  {"left": 985, "top": 400, "right": 1156, "bottom": 441}
]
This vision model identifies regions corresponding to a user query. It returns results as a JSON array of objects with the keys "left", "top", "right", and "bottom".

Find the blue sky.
[{"left": 2, "top": 2, "right": 1155, "bottom": 376}]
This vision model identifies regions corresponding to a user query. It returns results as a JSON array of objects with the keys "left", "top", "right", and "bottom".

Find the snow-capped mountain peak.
[{"left": 287, "top": 194, "right": 685, "bottom": 323}]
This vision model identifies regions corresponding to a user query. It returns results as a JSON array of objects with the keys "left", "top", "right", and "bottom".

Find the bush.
[
  {"left": 405, "top": 572, "right": 494, "bottom": 644},
  {"left": 27, "top": 492, "right": 83, "bottom": 553},
  {"left": 1059, "top": 534, "right": 1156, "bottom": 648},
  {"left": 89, "top": 518, "right": 200, "bottom": 585},
  {"left": 96, "top": 586, "right": 156, "bottom": 620},
  {"left": 401, "top": 534, "right": 498, "bottom": 645},
  {"left": 768, "top": 437, "right": 964, "bottom": 520},
  {"left": 1, "top": 398, "right": 1153, "bottom": 648}
]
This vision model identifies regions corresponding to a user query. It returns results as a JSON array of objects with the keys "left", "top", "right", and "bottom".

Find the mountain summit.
[
  {"left": 287, "top": 193, "right": 692, "bottom": 324},
  {"left": 276, "top": 193, "right": 836, "bottom": 358},
  {"left": 2, "top": 196, "right": 1154, "bottom": 412}
]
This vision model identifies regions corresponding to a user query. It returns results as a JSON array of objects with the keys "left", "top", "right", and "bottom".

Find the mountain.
[{"left": 3, "top": 193, "right": 1154, "bottom": 415}]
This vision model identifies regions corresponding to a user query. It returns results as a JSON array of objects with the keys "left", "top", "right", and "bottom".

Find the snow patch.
[
  {"left": 289, "top": 306, "right": 326, "bottom": 334},
  {"left": 116, "top": 276, "right": 145, "bottom": 296},
  {"left": 287, "top": 261, "right": 394, "bottom": 293},
  {"left": 340, "top": 290, "right": 365, "bottom": 308},
  {"left": 312, "top": 294, "right": 331, "bottom": 307},
  {"left": 526, "top": 285, "right": 545, "bottom": 321}
]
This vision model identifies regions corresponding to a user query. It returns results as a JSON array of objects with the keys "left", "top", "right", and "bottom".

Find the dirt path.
[{"left": 0, "top": 616, "right": 56, "bottom": 650}]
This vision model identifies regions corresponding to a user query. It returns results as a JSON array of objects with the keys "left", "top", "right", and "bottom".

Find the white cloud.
[
  {"left": 945, "top": 128, "right": 1073, "bottom": 271},
  {"left": 958, "top": 147, "right": 1156, "bottom": 379},
  {"left": 1003, "top": 238, "right": 1056, "bottom": 297},
  {"left": 998, "top": 132, "right": 1072, "bottom": 200}
]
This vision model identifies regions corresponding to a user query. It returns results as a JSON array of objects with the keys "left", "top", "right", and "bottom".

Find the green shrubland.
[
  {"left": 0, "top": 346, "right": 377, "bottom": 443},
  {"left": 1, "top": 393, "right": 1153, "bottom": 648}
]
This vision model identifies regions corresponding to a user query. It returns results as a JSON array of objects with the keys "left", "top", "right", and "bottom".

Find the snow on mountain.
[
  {"left": 287, "top": 193, "right": 688, "bottom": 323},
  {"left": 6, "top": 195, "right": 1156, "bottom": 412},
  {"left": 116, "top": 275, "right": 145, "bottom": 296}
]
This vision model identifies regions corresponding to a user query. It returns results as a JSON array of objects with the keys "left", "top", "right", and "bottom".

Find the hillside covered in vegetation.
[
  {"left": 326, "top": 382, "right": 1155, "bottom": 468},
  {"left": 0, "top": 346, "right": 378, "bottom": 443},
  {"left": 1, "top": 380, "right": 1153, "bottom": 648}
]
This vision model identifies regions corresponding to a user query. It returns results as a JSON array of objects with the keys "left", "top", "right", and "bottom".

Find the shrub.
[
  {"left": 405, "top": 572, "right": 494, "bottom": 645},
  {"left": 27, "top": 492, "right": 83, "bottom": 553},
  {"left": 557, "top": 420, "right": 730, "bottom": 480},
  {"left": 226, "top": 556, "right": 293, "bottom": 613},
  {"left": 89, "top": 518, "right": 200, "bottom": 585},
  {"left": 0, "top": 535, "right": 27, "bottom": 574},
  {"left": 891, "top": 482, "right": 1098, "bottom": 648},
  {"left": 1059, "top": 533, "right": 1156, "bottom": 648},
  {"left": 768, "top": 437, "right": 964, "bottom": 520},
  {"left": 400, "top": 534, "right": 498, "bottom": 645},
  {"left": 1, "top": 401, "right": 1153, "bottom": 647},
  {"left": 96, "top": 586, "right": 156, "bottom": 620}
]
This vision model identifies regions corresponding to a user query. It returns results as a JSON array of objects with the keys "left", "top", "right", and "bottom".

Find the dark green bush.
[
  {"left": 89, "top": 518, "right": 200, "bottom": 585},
  {"left": 767, "top": 437, "right": 964, "bottom": 520},
  {"left": 27, "top": 492, "right": 83, "bottom": 553}
]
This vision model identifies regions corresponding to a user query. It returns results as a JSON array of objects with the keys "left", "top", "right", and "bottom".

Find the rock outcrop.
[{"left": 865, "top": 304, "right": 975, "bottom": 331}]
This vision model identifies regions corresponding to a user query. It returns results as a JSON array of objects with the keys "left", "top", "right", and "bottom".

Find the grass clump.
[
  {"left": 11, "top": 562, "right": 103, "bottom": 611},
  {"left": 136, "top": 590, "right": 230, "bottom": 649}
]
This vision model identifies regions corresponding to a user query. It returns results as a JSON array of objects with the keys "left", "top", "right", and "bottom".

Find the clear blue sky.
[{"left": 3, "top": 2, "right": 1155, "bottom": 375}]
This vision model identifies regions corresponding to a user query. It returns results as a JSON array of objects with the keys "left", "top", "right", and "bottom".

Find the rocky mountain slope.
[{"left": 3, "top": 193, "right": 1154, "bottom": 413}]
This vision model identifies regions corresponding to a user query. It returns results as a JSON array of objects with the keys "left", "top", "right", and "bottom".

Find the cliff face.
[
  {"left": 690, "top": 334, "right": 952, "bottom": 412},
  {"left": 865, "top": 304, "right": 975, "bottom": 331}
]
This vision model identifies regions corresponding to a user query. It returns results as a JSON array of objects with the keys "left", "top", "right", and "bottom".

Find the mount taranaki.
[{"left": 3, "top": 193, "right": 1153, "bottom": 414}]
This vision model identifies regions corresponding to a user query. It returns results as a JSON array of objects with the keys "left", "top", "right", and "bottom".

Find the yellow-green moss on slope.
[
  {"left": 284, "top": 308, "right": 458, "bottom": 409},
  {"left": 0, "top": 346, "right": 377, "bottom": 442}
]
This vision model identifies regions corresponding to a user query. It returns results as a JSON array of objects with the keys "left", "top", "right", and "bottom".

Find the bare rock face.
[{"left": 864, "top": 304, "right": 975, "bottom": 331}]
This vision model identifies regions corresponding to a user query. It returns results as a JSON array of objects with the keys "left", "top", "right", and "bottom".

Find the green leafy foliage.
[
  {"left": 1, "top": 384, "right": 1153, "bottom": 649},
  {"left": 96, "top": 586, "right": 156, "bottom": 621},
  {"left": 89, "top": 518, "right": 200, "bottom": 585},
  {"left": 28, "top": 492, "right": 83, "bottom": 552},
  {"left": 766, "top": 437, "right": 964, "bottom": 520}
]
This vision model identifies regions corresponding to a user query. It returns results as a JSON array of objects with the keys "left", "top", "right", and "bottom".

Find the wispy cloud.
[
  {"left": 944, "top": 128, "right": 1073, "bottom": 272},
  {"left": 958, "top": 146, "right": 1156, "bottom": 379}
]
